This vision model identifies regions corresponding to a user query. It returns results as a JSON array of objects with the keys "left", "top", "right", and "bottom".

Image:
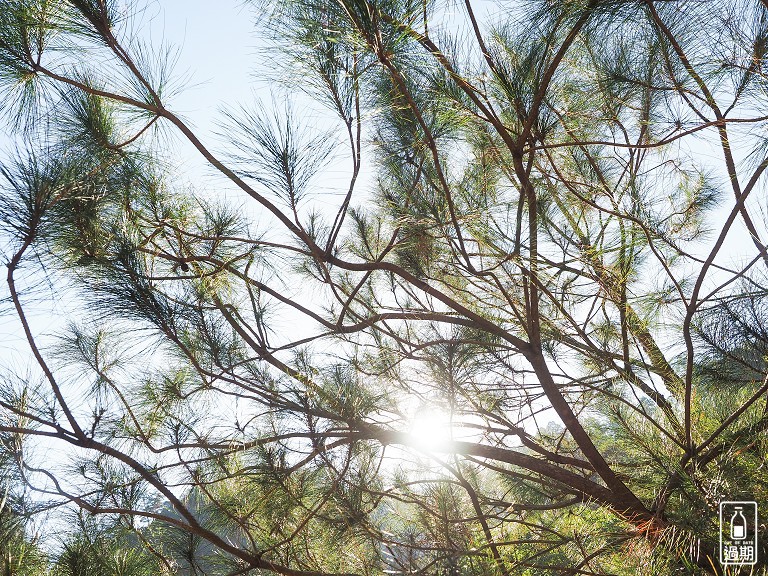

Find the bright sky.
[{"left": 140, "top": 0, "right": 270, "bottom": 181}]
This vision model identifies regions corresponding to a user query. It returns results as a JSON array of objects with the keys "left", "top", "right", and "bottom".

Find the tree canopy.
[{"left": 1, "top": 0, "right": 768, "bottom": 574}]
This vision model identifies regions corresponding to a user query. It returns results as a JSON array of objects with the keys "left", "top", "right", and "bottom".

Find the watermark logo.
[{"left": 719, "top": 501, "right": 758, "bottom": 566}]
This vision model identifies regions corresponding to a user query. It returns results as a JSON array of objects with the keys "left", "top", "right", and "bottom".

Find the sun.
[{"left": 408, "top": 407, "right": 456, "bottom": 452}]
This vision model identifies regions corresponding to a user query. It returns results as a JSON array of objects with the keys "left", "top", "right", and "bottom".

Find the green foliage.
[
  {"left": 2, "top": 0, "right": 768, "bottom": 575},
  {"left": 52, "top": 517, "right": 163, "bottom": 576},
  {"left": 0, "top": 499, "right": 48, "bottom": 576}
]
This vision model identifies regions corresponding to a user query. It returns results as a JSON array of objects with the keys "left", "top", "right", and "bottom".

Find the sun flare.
[{"left": 408, "top": 407, "right": 455, "bottom": 452}]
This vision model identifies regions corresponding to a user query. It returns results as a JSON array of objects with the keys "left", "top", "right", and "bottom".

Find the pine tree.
[{"left": 1, "top": 0, "right": 768, "bottom": 574}]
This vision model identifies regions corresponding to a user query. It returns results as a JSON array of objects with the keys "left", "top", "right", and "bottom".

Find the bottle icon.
[{"left": 731, "top": 506, "right": 748, "bottom": 540}]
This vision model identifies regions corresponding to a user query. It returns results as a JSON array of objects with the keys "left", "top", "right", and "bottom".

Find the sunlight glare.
[{"left": 408, "top": 407, "right": 455, "bottom": 452}]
